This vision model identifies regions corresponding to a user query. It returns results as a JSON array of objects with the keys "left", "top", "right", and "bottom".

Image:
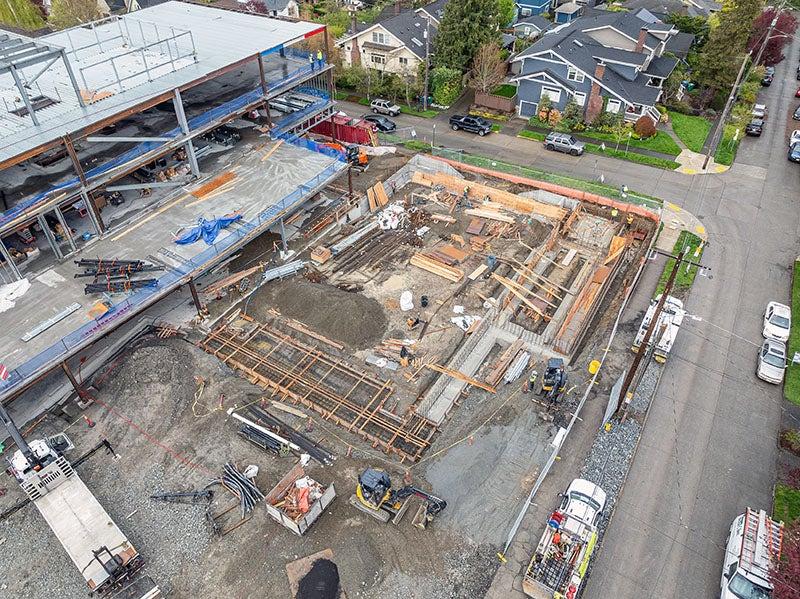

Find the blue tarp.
[{"left": 174, "top": 214, "right": 242, "bottom": 245}]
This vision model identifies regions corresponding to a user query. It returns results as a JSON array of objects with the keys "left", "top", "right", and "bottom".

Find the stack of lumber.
[
  {"left": 485, "top": 339, "right": 526, "bottom": 386},
  {"left": 410, "top": 252, "right": 463, "bottom": 282},
  {"left": 491, "top": 273, "right": 551, "bottom": 321},
  {"left": 464, "top": 207, "right": 515, "bottom": 224},
  {"left": 430, "top": 213, "right": 457, "bottom": 224},
  {"left": 603, "top": 235, "right": 628, "bottom": 265},
  {"left": 367, "top": 182, "right": 390, "bottom": 212},
  {"left": 470, "top": 236, "right": 489, "bottom": 251},
  {"left": 310, "top": 246, "right": 332, "bottom": 264},
  {"left": 466, "top": 218, "right": 485, "bottom": 235},
  {"left": 425, "top": 244, "right": 469, "bottom": 265}
]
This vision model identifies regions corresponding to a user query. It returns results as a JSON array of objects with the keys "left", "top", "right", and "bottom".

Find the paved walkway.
[{"left": 660, "top": 118, "right": 727, "bottom": 175}]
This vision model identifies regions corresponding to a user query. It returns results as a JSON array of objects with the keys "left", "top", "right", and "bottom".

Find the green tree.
[
  {"left": 430, "top": 66, "right": 462, "bottom": 106},
  {"left": 665, "top": 13, "right": 709, "bottom": 46},
  {"left": 497, "top": 0, "right": 516, "bottom": 27},
  {"left": 48, "top": 0, "right": 101, "bottom": 29},
  {"left": 561, "top": 99, "right": 583, "bottom": 129},
  {"left": 698, "top": 0, "right": 763, "bottom": 93},
  {"left": 434, "top": 0, "right": 501, "bottom": 71},
  {"left": 468, "top": 42, "right": 505, "bottom": 94},
  {"left": 0, "top": 0, "right": 45, "bottom": 31}
]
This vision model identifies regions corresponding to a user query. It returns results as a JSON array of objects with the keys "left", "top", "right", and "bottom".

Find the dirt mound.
[
  {"left": 249, "top": 278, "right": 388, "bottom": 349},
  {"left": 297, "top": 559, "right": 340, "bottom": 599}
]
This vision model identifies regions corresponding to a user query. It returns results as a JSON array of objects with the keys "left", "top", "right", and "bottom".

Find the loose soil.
[{"left": 246, "top": 278, "right": 388, "bottom": 350}]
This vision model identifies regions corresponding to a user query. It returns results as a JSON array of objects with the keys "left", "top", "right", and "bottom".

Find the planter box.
[
  {"left": 265, "top": 462, "right": 336, "bottom": 536},
  {"left": 475, "top": 90, "right": 517, "bottom": 113}
]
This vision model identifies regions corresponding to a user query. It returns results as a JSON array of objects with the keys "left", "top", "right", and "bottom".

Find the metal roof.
[{"left": 0, "top": 1, "right": 322, "bottom": 165}]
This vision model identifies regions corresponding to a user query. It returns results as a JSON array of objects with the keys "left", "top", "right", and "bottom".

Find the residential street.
[{"left": 342, "top": 48, "right": 800, "bottom": 595}]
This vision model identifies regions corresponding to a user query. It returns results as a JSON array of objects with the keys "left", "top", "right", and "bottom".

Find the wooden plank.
[
  {"left": 464, "top": 208, "right": 516, "bottom": 224},
  {"left": 437, "top": 244, "right": 469, "bottom": 262},
  {"left": 190, "top": 171, "right": 236, "bottom": 199},
  {"left": 430, "top": 213, "right": 457, "bottom": 224},
  {"left": 283, "top": 319, "right": 345, "bottom": 350},
  {"left": 409, "top": 253, "right": 463, "bottom": 282},
  {"left": 603, "top": 235, "right": 628, "bottom": 265},
  {"left": 466, "top": 218, "right": 485, "bottom": 235},
  {"left": 491, "top": 274, "right": 551, "bottom": 320},
  {"left": 493, "top": 274, "right": 559, "bottom": 310},
  {"left": 270, "top": 400, "right": 308, "bottom": 419},
  {"left": 561, "top": 248, "right": 578, "bottom": 267},
  {"left": 426, "top": 363, "right": 496, "bottom": 393},
  {"left": 373, "top": 182, "right": 390, "bottom": 207},
  {"left": 485, "top": 339, "right": 525, "bottom": 386},
  {"left": 467, "top": 264, "right": 488, "bottom": 281},
  {"left": 260, "top": 139, "right": 284, "bottom": 162}
]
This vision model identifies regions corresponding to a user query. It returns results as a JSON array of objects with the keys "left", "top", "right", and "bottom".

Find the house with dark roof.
[
  {"left": 515, "top": 0, "right": 552, "bottom": 18},
  {"left": 336, "top": 0, "right": 446, "bottom": 76},
  {"left": 512, "top": 11, "right": 690, "bottom": 124},
  {"left": 513, "top": 15, "right": 554, "bottom": 38}
]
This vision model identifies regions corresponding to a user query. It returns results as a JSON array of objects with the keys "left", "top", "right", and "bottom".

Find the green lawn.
[
  {"left": 714, "top": 124, "right": 740, "bottom": 166},
  {"left": 491, "top": 124, "right": 502, "bottom": 133},
  {"left": 669, "top": 111, "right": 712, "bottom": 153},
  {"left": 0, "top": 0, "right": 44, "bottom": 30},
  {"left": 784, "top": 260, "right": 800, "bottom": 406},
  {"left": 655, "top": 230, "right": 705, "bottom": 296},
  {"left": 493, "top": 84, "right": 518, "bottom": 98},
  {"left": 579, "top": 130, "right": 682, "bottom": 156},
  {"left": 519, "top": 130, "right": 546, "bottom": 141},
  {"left": 774, "top": 484, "right": 800, "bottom": 523}
]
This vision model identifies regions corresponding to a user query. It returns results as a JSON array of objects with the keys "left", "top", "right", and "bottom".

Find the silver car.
[
  {"left": 756, "top": 338, "right": 787, "bottom": 384},
  {"left": 544, "top": 132, "right": 585, "bottom": 156}
]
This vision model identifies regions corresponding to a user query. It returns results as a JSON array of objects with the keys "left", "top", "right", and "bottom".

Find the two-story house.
[
  {"left": 512, "top": 12, "right": 691, "bottom": 125},
  {"left": 515, "top": 0, "right": 552, "bottom": 18},
  {"left": 336, "top": 0, "right": 446, "bottom": 77}
]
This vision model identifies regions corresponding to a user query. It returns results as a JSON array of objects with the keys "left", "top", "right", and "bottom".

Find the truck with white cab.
[
  {"left": 720, "top": 508, "right": 783, "bottom": 599},
  {"left": 632, "top": 294, "right": 685, "bottom": 362},
  {"left": 522, "top": 479, "right": 607, "bottom": 599}
]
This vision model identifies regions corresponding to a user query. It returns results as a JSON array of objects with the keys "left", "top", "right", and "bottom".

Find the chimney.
[
  {"left": 585, "top": 62, "right": 606, "bottom": 124},
  {"left": 635, "top": 27, "right": 647, "bottom": 53},
  {"left": 395, "top": 0, "right": 402, "bottom": 15}
]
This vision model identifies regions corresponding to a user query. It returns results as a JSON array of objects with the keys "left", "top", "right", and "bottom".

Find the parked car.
[
  {"left": 790, "top": 130, "right": 800, "bottom": 147},
  {"left": 761, "top": 75, "right": 773, "bottom": 86},
  {"left": 757, "top": 338, "right": 787, "bottom": 384},
  {"left": 765, "top": 66, "right": 776, "bottom": 76},
  {"left": 543, "top": 132, "right": 585, "bottom": 156},
  {"left": 789, "top": 143, "right": 800, "bottom": 162},
  {"left": 370, "top": 98, "right": 400, "bottom": 117},
  {"left": 362, "top": 114, "right": 396, "bottom": 132},
  {"left": 796, "top": 64, "right": 800, "bottom": 80},
  {"left": 763, "top": 300, "right": 791, "bottom": 342},
  {"left": 752, "top": 103, "right": 768, "bottom": 119},
  {"left": 793, "top": 105, "right": 800, "bottom": 120},
  {"left": 448, "top": 115, "right": 492, "bottom": 136},
  {"left": 796, "top": 87, "right": 800, "bottom": 97},
  {"left": 745, "top": 119, "right": 764, "bottom": 136}
]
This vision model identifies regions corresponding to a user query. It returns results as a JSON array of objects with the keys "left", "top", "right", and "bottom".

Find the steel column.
[
  {"left": 188, "top": 278, "right": 203, "bottom": 316},
  {"left": 0, "top": 238, "right": 21, "bottom": 281},
  {"left": 80, "top": 189, "right": 105, "bottom": 236},
  {"left": 61, "top": 361, "right": 82, "bottom": 395},
  {"left": 279, "top": 217, "right": 288, "bottom": 251},
  {"left": 172, "top": 88, "right": 200, "bottom": 176},
  {"left": 323, "top": 27, "right": 335, "bottom": 97},
  {"left": 256, "top": 52, "right": 268, "bottom": 96},
  {"left": 53, "top": 206, "right": 77, "bottom": 254},
  {"left": 37, "top": 214, "right": 63, "bottom": 261}
]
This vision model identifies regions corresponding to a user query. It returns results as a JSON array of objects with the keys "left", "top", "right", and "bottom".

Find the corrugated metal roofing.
[{"left": 0, "top": 1, "right": 322, "bottom": 164}]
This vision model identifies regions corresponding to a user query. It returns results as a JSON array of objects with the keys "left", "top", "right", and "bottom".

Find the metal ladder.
[{"left": 740, "top": 508, "right": 783, "bottom": 579}]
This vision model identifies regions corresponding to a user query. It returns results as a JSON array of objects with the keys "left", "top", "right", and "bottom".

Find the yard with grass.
[
  {"left": 774, "top": 484, "right": 800, "bottom": 523},
  {"left": 783, "top": 259, "right": 800, "bottom": 406},
  {"left": 492, "top": 84, "right": 518, "bottom": 98},
  {"left": 714, "top": 124, "right": 740, "bottom": 166},
  {"left": 579, "top": 130, "right": 682, "bottom": 156},
  {"left": 668, "top": 111, "right": 712, "bottom": 153},
  {"left": 655, "top": 230, "right": 705, "bottom": 296}
]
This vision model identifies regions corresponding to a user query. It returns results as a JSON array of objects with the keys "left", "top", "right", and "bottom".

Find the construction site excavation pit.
[{"left": 0, "top": 151, "right": 657, "bottom": 599}]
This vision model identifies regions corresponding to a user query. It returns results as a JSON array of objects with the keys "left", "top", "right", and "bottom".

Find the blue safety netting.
[{"left": 174, "top": 214, "right": 242, "bottom": 245}]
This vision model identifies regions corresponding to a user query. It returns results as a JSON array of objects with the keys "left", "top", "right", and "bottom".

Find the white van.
[{"left": 720, "top": 509, "right": 783, "bottom": 599}]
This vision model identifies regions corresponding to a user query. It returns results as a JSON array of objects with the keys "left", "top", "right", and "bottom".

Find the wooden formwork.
[{"left": 200, "top": 320, "right": 437, "bottom": 462}]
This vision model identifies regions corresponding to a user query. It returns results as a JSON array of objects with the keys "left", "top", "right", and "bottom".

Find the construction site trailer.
[
  {"left": 264, "top": 462, "right": 336, "bottom": 536},
  {"left": 27, "top": 457, "right": 154, "bottom": 596}
]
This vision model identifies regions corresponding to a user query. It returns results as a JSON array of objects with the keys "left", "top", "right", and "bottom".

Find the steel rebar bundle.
[
  {"left": 247, "top": 405, "right": 335, "bottom": 466},
  {"left": 220, "top": 463, "right": 264, "bottom": 518}
]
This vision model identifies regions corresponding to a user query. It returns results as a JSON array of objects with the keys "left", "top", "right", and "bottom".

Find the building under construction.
[{"left": 0, "top": 2, "right": 344, "bottom": 410}]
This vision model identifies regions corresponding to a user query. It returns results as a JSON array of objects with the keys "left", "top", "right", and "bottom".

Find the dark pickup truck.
[{"left": 449, "top": 115, "right": 492, "bottom": 136}]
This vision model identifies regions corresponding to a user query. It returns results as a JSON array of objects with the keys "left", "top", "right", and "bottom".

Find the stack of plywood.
[
  {"left": 367, "top": 182, "right": 390, "bottom": 212},
  {"left": 410, "top": 253, "right": 464, "bottom": 282}
]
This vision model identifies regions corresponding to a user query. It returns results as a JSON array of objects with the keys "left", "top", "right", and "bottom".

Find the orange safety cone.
[{"left": 83, "top": 415, "right": 95, "bottom": 428}]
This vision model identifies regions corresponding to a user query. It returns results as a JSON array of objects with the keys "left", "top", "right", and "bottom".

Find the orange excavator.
[{"left": 321, "top": 141, "right": 369, "bottom": 170}]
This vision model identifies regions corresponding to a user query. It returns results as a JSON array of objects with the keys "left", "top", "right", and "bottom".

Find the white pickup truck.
[
  {"left": 632, "top": 294, "right": 685, "bottom": 363},
  {"left": 522, "top": 479, "right": 607, "bottom": 599}
]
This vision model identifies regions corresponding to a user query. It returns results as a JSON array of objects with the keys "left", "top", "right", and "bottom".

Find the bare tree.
[{"left": 468, "top": 42, "right": 505, "bottom": 94}]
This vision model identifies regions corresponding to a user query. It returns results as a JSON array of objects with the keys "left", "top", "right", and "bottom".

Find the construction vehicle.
[
  {"left": 321, "top": 141, "right": 368, "bottom": 170},
  {"left": 350, "top": 468, "right": 446, "bottom": 528},
  {"left": 720, "top": 508, "right": 784, "bottom": 599},
  {"left": 1, "top": 404, "right": 160, "bottom": 597},
  {"left": 539, "top": 358, "right": 567, "bottom": 402},
  {"left": 523, "top": 479, "right": 606, "bottom": 599},
  {"left": 632, "top": 294, "right": 685, "bottom": 363}
]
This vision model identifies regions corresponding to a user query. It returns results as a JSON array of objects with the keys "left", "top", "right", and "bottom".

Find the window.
[
  {"left": 524, "top": 26, "right": 531, "bottom": 35},
  {"left": 372, "top": 31, "right": 387, "bottom": 45},
  {"left": 521, "top": 7, "right": 532, "bottom": 16},
  {"left": 573, "top": 91, "right": 586, "bottom": 106},
  {"left": 606, "top": 99, "right": 621, "bottom": 113},
  {"left": 567, "top": 67, "right": 584, "bottom": 83},
  {"left": 541, "top": 87, "right": 561, "bottom": 103},
  {"left": 399, "top": 57, "right": 408, "bottom": 66},
  {"left": 371, "top": 54, "right": 385, "bottom": 65}
]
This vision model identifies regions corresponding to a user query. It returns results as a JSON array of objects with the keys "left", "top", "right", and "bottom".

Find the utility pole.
[
  {"left": 614, "top": 250, "right": 686, "bottom": 415},
  {"left": 702, "top": 53, "right": 750, "bottom": 170},
  {"left": 423, "top": 15, "right": 430, "bottom": 111}
]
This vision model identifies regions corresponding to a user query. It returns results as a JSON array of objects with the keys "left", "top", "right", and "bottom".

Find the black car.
[
  {"left": 362, "top": 114, "right": 396, "bottom": 132},
  {"left": 789, "top": 142, "right": 800, "bottom": 162},
  {"left": 762, "top": 75, "right": 773, "bottom": 86},
  {"left": 793, "top": 106, "right": 800, "bottom": 121},
  {"left": 745, "top": 119, "right": 764, "bottom": 136},
  {"left": 449, "top": 115, "right": 492, "bottom": 136}
]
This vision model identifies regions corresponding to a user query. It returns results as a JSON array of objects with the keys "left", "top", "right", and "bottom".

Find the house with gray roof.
[
  {"left": 336, "top": 0, "right": 446, "bottom": 76},
  {"left": 512, "top": 11, "right": 690, "bottom": 124},
  {"left": 513, "top": 15, "right": 554, "bottom": 39}
]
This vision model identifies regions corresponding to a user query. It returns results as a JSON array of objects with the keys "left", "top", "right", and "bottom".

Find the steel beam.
[
  {"left": 9, "top": 66, "right": 38, "bottom": 126},
  {"left": 85, "top": 136, "right": 174, "bottom": 143},
  {"left": 61, "top": 361, "right": 82, "bottom": 395},
  {"left": 256, "top": 52, "right": 268, "bottom": 96},
  {"left": 37, "top": 214, "right": 63, "bottom": 261},
  {"left": 172, "top": 88, "right": 200, "bottom": 176},
  {"left": 188, "top": 278, "right": 203, "bottom": 315},
  {"left": 105, "top": 180, "right": 188, "bottom": 192},
  {"left": 60, "top": 50, "right": 86, "bottom": 108},
  {"left": 80, "top": 189, "right": 105, "bottom": 236},
  {"left": 53, "top": 206, "right": 77, "bottom": 254},
  {"left": 278, "top": 217, "right": 288, "bottom": 251}
]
